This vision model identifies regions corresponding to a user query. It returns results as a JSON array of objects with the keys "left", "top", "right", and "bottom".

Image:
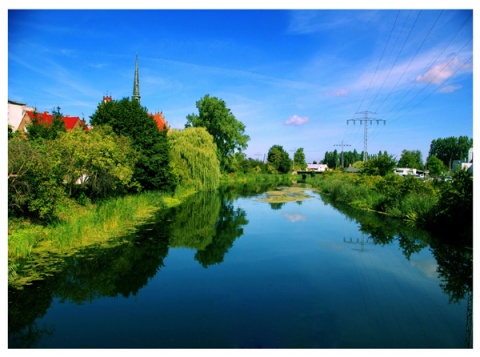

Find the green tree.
[
  {"left": 429, "top": 136, "right": 473, "bottom": 169},
  {"left": 26, "top": 106, "right": 67, "bottom": 141},
  {"left": 185, "top": 94, "right": 250, "bottom": 173},
  {"left": 293, "top": 148, "right": 307, "bottom": 170},
  {"left": 426, "top": 155, "right": 446, "bottom": 176},
  {"left": 362, "top": 152, "right": 397, "bottom": 176},
  {"left": 433, "top": 169, "right": 472, "bottom": 243},
  {"left": 322, "top": 150, "right": 339, "bottom": 168},
  {"left": 8, "top": 138, "right": 65, "bottom": 221},
  {"left": 168, "top": 127, "right": 220, "bottom": 191},
  {"left": 49, "top": 126, "right": 138, "bottom": 199},
  {"left": 267, "top": 145, "right": 291, "bottom": 173},
  {"left": 90, "top": 97, "right": 176, "bottom": 192},
  {"left": 398, "top": 150, "right": 424, "bottom": 170}
]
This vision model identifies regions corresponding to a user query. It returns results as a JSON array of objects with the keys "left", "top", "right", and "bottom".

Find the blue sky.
[{"left": 7, "top": 5, "right": 474, "bottom": 164}]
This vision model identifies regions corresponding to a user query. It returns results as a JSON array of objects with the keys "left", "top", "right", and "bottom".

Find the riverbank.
[
  {"left": 8, "top": 174, "right": 291, "bottom": 288},
  {"left": 305, "top": 170, "right": 472, "bottom": 245},
  {"left": 8, "top": 186, "right": 197, "bottom": 288}
]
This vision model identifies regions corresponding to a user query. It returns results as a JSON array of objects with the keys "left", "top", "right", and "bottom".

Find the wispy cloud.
[
  {"left": 284, "top": 115, "right": 309, "bottom": 126},
  {"left": 439, "top": 84, "right": 462, "bottom": 93},
  {"left": 416, "top": 56, "right": 462, "bottom": 85}
]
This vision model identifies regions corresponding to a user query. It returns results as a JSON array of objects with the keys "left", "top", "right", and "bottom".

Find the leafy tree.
[
  {"left": 429, "top": 136, "right": 473, "bottom": 169},
  {"left": 398, "top": 150, "right": 424, "bottom": 170},
  {"left": 185, "top": 94, "right": 250, "bottom": 173},
  {"left": 267, "top": 145, "right": 291, "bottom": 173},
  {"left": 426, "top": 155, "right": 446, "bottom": 176},
  {"left": 293, "top": 148, "right": 307, "bottom": 170},
  {"left": 362, "top": 152, "right": 397, "bottom": 176},
  {"left": 8, "top": 138, "right": 65, "bottom": 221},
  {"left": 26, "top": 106, "right": 66, "bottom": 141},
  {"left": 168, "top": 127, "right": 220, "bottom": 191},
  {"left": 90, "top": 97, "right": 176, "bottom": 192},
  {"left": 322, "top": 150, "right": 339, "bottom": 168},
  {"left": 433, "top": 169, "right": 472, "bottom": 243},
  {"left": 49, "top": 126, "right": 138, "bottom": 199}
]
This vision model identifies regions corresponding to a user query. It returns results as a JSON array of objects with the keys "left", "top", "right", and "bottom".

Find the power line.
[
  {"left": 355, "top": 10, "right": 401, "bottom": 114},
  {"left": 365, "top": 11, "right": 422, "bottom": 113}
]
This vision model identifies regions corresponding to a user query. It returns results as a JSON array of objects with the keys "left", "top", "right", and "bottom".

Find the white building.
[
  {"left": 307, "top": 164, "right": 329, "bottom": 172},
  {"left": 394, "top": 168, "right": 424, "bottom": 178},
  {"left": 8, "top": 100, "right": 35, "bottom": 131}
]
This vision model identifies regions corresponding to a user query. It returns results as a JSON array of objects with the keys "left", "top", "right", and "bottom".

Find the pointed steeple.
[{"left": 132, "top": 54, "right": 141, "bottom": 103}]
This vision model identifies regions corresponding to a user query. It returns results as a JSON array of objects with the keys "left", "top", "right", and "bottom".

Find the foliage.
[
  {"left": 322, "top": 149, "right": 339, "bottom": 168},
  {"left": 322, "top": 149, "right": 364, "bottom": 168},
  {"left": 428, "top": 136, "right": 472, "bottom": 169},
  {"left": 185, "top": 94, "right": 250, "bottom": 173},
  {"left": 362, "top": 152, "right": 397, "bottom": 176},
  {"left": 267, "top": 144, "right": 291, "bottom": 173},
  {"left": 293, "top": 148, "right": 307, "bottom": 170},
  {"left": 431, "top": 169, "right": 473, "bottom": 242},
  {"left": 26, "top": 106, "right": 67, "bottom": 141},
  {"left": 90, "top": 97, "right": 176, "bottom": 192},
  {"left": 398, "top": 150, "right": 424, "bottom": 170},
  {"left": 426, "top": 155, "right": 446, "bottom": 176},
  {"left": 49, "top": 126, "right": 138, "bottom": 199},
  {"left": 8, "top": 138, "right": 66, "bottom": 221},
  {"left": 168, "top": 127, "right": 220, "bottom": 191}
]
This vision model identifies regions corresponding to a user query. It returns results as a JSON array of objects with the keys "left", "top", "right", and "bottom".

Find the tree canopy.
[
  {"left": 426, "top": 155, "right": 446, "bottom": 176},
  {"left": 293, "top": 148, "right": 307, "bottom": 170},
  {"left": 428, "top": 136, "right": 472, "bottom": 169},
  {"left": 362, "top": 152, "right": 397, "bottom": 176},
  {"left": 185, "top": 94, "right": 250, "bottom": 173},
  {"left": 90, "top": 97, "right": 176, "bottom": 192},
  {"left": 267, "top": 145, "right": 291, "bottom": 174},
  {"left": 398, "top": 150, "right": 424, "bottom": 170}
]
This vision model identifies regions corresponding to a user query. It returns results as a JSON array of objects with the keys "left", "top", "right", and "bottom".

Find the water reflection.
[{"left": 9, "top": 182, "right": 473, "bottom": 348}]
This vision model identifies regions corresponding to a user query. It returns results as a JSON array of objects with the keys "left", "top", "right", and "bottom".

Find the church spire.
[{"left": 132, "top": 54, "right": 141, "bottom": 103}]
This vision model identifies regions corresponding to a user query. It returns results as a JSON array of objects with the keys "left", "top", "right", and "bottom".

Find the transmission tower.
[
  {"left": 334, "top": 140, "right": 351, "bottom": 168},
  {"left": 347, "top": 111, "right": 386, "bottom": 161}
]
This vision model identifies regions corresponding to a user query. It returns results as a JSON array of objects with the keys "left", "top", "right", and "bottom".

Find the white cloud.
[
  {"left": 439, "top": 85, "right": 462, "bottom": 93},
  {"left": 283, "top": 213, "right": 307, "bottom": 223},
  {"left": 416, "top": 56, "right": 460, "bottom": 85},
  {"left": 284, "top": 115, "right": 309, "bottom": 126}
]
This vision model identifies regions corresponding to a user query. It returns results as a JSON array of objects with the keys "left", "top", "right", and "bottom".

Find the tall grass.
[
  {"left": 308, "top": 172, "right": 439, "bottom": 223},
  {"left": 8, "top": 189, "right": 194, "bottom": 263}
]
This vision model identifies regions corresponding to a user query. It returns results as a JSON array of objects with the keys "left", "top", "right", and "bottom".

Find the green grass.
[{"left": 8, "top": 188, "right": 196, "bottom": 288}]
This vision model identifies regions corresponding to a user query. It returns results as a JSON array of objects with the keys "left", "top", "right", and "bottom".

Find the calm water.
[{"left": 8, "top": 183, "right": 472, "bottom": 348}]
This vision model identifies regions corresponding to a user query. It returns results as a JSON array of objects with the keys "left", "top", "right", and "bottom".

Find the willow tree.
[{"left": 168, "top": 127, "right": 220, "bottom": 191}]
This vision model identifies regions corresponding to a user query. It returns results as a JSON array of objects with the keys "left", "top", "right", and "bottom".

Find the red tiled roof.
[
  {"left": 149, "top": 112, "right": 169, "bottom": 131},
  {"left": 26, "top": 111, "right": 88, "bottom": 131}
]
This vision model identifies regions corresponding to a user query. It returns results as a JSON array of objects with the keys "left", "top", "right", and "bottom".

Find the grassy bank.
[
  {"left": 8, "top": 186, "right": 196, "bottom": 287},
  {"left": 306, "top": 171, "right": 440, "bottom": 224}
]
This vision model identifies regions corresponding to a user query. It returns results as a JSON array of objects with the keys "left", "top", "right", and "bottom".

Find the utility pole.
[
  {"left": 347, "top": 111, "right": 386, "bottom": 161},
  {"left": 289, "top": 148, "right": 297, "bottom": 171},
  {"left": 334, "top": 140, "right": 351, "bottom": 168}
]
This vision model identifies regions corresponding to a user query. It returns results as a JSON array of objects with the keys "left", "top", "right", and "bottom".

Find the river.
[{"left": 8, "top": 182, "right": 472, "bottom": 348}]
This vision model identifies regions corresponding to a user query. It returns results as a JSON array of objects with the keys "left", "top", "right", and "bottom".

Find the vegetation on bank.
[
  {"left": 307, "top": 167, "right": 473, "bottom": 244},
  {"left": 8, "top": 90, "right": 472, "bottom": 288}
]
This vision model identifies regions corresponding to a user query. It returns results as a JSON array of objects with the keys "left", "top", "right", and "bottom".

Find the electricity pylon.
[
  {"left": 347, "top": 111, "right": 386, "bottom": 161},
  {"left": 334, "top": 140, "right": 351, "bottom": 168}
]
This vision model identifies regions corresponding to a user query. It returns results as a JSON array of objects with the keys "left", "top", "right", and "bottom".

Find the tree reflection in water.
[{"left": 9, "top": 181, "right": 472, "bottom": 348}]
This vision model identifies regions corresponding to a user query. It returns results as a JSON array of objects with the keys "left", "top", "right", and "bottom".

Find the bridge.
[{"left": 294, "top": 170, "right": 325, "bottom": 180}]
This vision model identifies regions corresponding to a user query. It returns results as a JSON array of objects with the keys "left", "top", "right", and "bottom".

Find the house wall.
[{"left": 8, "top": 101, "right": 35, "bottom": 131}]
